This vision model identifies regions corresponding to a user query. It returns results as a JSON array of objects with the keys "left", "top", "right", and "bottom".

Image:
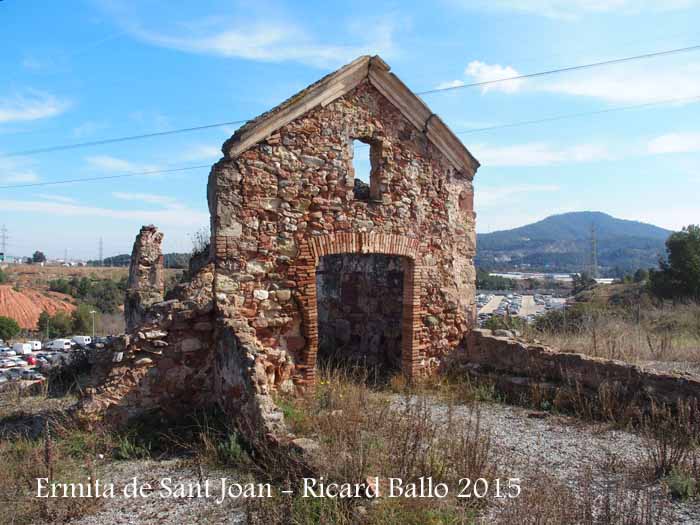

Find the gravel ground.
[
  {"left": 391, "top": 394, "right": 700, "bottom": 524},
  {"left": 69, "top": 459, "right": 247, "bottom": 524}
]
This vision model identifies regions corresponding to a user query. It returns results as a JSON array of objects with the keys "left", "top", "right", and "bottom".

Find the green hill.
[{"left": 476, "top": 211, "right": 671, "bottom": 275}]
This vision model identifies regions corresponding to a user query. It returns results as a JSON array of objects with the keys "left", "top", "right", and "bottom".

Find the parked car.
[
  {"left": 5, "top": 368, "right": 23, "bottom": 380},
  {"left": 0, "top": 349, "right": 17, "bottom": 357},
  {"left": 21, "top": 369, "right": 45, "bottom": 381}
]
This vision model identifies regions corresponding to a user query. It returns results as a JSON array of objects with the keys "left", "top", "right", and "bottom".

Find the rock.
[
  {"left": 180, "top": 338, "right": 203, "bottom": 353},
  {"left": 253, "top": 289, "right": 269, "bottom": 301},
  {"left": 275, "top": 289, "right": 292, "bottom": 302},
  {"left": 424, "top": 315, "right": 440, "bottom": 327},
  {"left": 494, "top": 329, "right": 514, "bottom": 338}
]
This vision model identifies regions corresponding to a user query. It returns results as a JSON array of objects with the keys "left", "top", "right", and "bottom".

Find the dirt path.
[
  {"left": 391, "top": 395, "right": 700, "bottom": 524},
  {"left": 71, "top": 460, "right": 247, "bottom": 525}
]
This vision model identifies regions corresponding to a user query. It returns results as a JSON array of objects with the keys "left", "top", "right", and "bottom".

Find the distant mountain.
[{"left": 476, "top": 212, "right": 672, "bottom": 275}]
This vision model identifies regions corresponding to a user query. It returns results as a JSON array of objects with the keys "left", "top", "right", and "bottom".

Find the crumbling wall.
[
  {"left": 81, "top": 227, "right": 286, "bottom": 439},
  {"left": 82, "top": 58, "right": 480, "bottom": 438},
  {"left": 462, "top": 328, "right": 700, "bottom": 411},
  {"left": 125, "top": 225, "right": 165, "bottom": 333},
  {"left": 209, "top": 79, "right": 477, "bottom": 388}
]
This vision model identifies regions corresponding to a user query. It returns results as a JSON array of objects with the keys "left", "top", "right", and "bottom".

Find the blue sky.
[{"left": 1, "top": 0, "right": 699, "bottom": 259}]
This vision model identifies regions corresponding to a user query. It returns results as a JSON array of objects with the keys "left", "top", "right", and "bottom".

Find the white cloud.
[
  {"left": 465, "top": 61, "right": 525, "bottom": 93},
  {"left": 435, "top": 79, "right": 466, "bottom": 90},
  {"left": 0, "top": 157, "right": 40, "bottom": 185},
  {"left": 451, "top": 60, "right": 700, "bottom": 104},
  {"left": 108, "top": 5, "right": 397, "bottom": 69},
  {"left": 542, "top": 63, "right": 700, "bottom": 104},
  {"left": 36, "top": 194, "right": 77, "bottom": 204},
  {"left": 179, "top": 145, "right": 221, "bottom": 162},
  {"left": 0, "top": 199, "right": 208, "bottom": 227},
  {"left": 73, "top": 121, "right": 108, "bottom": 138},
  {"left": 471, "top": 142, "right": 611, "bottom": 167},
  {"left": 112, "top": 192, "right": 181, "bottom": 207},
  {"left": 453, "top": 0, "right": 698, "bottom": 19},
  {"left": 477, "top": 184, "right": 561, "bottom": 207},
  {"left": 85, "top": 155, "right": 161, "bottom": 173},
  {"left": 648, "top": 132, "right": 700, "bottom": 154},
  {"left": 0, "top": 91, "right": 70, "bottom": 123}
]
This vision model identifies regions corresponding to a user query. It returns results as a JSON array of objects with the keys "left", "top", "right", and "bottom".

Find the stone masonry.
[
  {"left": 209, "top": 55, "right": 479, "bottom": 389},
  {"left": 81, "top": 55, "right": 698, "bottom": 437},
  {"left": 80, "top": 55, "right": 479, "bottom": 436},
  {"left": 124, "top": 225, "right": 165, "bottom": 333}
]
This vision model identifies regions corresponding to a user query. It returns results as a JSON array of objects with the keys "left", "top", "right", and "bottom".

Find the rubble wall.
[
  {"left": 465, "top": 328, "right": 700, "bottom": 410},
  {"left": 125, "top": 225, "right": 165, "bottom": 333},
  {"left": 209, "top": 80, "right": 477, "bottom": 388}
]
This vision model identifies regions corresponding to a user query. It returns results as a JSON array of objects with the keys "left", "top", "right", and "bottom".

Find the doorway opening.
[{"left": 315, "top": 253, "right": 405, "bottom": 380}]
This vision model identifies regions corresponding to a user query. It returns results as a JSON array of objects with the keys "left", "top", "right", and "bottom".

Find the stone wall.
[
  {"left": 209, "top": 79, "right": 477, "bottom": 388},
  {"left": 463, "top": 328, "right": 700, "bottom": 411},
  {"left": 125, "top": 225, "right": 165, "bottom": 333},
  {"left": 81, "top": 57, "right": 481, "bottom": 442},
  {"left": 81, "top": 227, "right": 287, "bottom": 442}
]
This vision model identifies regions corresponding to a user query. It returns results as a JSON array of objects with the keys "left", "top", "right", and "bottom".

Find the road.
[
  {"left": 518, "top": 295, "right": 542, "bottom": 317},
  {"left": 479, "top": 295, "right": 503, "bottom": 314}
]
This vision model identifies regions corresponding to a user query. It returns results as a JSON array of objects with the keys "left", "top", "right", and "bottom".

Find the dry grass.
[
  {"left": 492, "top": 468, "right": 670, "bottom": 525},
  {"left": 245, "top": 367, "right": 497, "bottom": 523},
  {"left": 535, "top": 302, "right": 700, "bottom": 367}
]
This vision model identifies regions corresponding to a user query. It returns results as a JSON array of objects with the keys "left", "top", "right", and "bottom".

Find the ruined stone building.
[{"left": 82, "top": 55, "right": 480, "bottom": 433}]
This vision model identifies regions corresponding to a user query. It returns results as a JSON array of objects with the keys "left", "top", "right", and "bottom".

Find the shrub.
[
  {"left": 114, "top": 435, "right": 152, "bottom": 460},
  {"left": 0, "top": 315, "right": 20, "bottom": 341},
  {"left": 641, "top": 400, "right": 700, "bottom": 479},
  {"left": 665, "top": 467, "right": 698, "bottom": 500}
]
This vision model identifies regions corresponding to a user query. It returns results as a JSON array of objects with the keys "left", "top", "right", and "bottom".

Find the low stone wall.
[{"left": 463, "top": 329, "right": 700, "bottom": 411}]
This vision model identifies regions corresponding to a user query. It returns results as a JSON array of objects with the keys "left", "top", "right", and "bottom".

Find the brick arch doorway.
[{"left": 295, "top": 233, "right": 423, "bottom": 387}]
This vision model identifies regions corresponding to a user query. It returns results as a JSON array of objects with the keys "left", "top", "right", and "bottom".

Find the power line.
[
  {"left": 452, "top": 94, "right": 700, "bottom": 135},
  {"left": 0, "top": 164, "right": 211, "bottom": 190},
  {"left": 1, "top": 120, "right": 246, "bottom": 158},
  {"left": 2, "top": 43, "right": 700, "bottom": 159},
  {"left": 415, "top": 43, "right": 700, "bottom": 96},
  {"left": 2, "top": 90, "right": 700, "bottom": 190}
]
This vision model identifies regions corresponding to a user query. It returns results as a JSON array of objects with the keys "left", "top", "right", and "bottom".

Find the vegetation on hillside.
[
  {"left": 649, "top": 225, "right": 700, "bottom": 301},
  {"left": 35, "top": 303, "right": 105, "bottom": 338},
  {"left": 477, "top": 211, "right": 670, "bottom": 274},
  {"left": 48, "top": 276, "right": 125, "bottom": 314},
  {"left": 87, "top": 252, "right": 191, "bottom": 268},
  {"left": 0, "top": 316, "right": 21, "bottom": 341}
]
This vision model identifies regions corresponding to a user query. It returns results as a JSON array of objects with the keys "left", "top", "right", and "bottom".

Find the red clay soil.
[{"left": 0, "top": 285, "right": 75, "bottom": 330}]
